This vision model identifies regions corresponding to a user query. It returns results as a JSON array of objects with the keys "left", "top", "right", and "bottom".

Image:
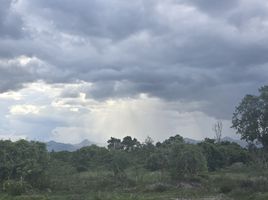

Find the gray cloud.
[
  {"left": 24, "top": 0, "right": 154, "bottom": 40},
  {"left": 0, "top": 60, "right": 34, "bottom": 92},
  {"left": 0, "top": 0, "right": 268, "bottom": 120},
  {"left": 184, "top": 0, "right": 239, "bottom": 15},
  {"left": 0, "top": 0, "right": 24, "bottom": 39}
]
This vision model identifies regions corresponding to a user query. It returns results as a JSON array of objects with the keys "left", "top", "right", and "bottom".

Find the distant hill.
[
  {"left": 46, "top": 139, "right": 94, "bottom": 152},
  {"left": 73, "top": 139, "right": 94, "bottom": 149},
  {"left": 221, "top": 136, "right": 248, "bottom": 148},
  {"left": 184, "top": 136, "right": 248, "bottom": 148},
  {"left": 183, "top": 137, "right": 200, "bottom": 144}
]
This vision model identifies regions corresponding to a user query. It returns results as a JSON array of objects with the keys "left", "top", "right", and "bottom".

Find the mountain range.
[{"left": 46, "top": 139, "right": 94, "bottom": 152}]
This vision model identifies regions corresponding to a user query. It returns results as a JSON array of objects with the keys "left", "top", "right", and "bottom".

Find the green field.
[{"left": 1, "top": 164, "right": 268, "bottom": 200}]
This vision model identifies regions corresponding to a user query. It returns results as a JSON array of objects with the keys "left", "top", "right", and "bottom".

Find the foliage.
[
  {"left": 107, "top": 136, "right": 141, "bottom": 152},
  {"left": 3, "top": 180, "right": 30, "bottom": 196},
  {"left": 145, "top": 151, "right": 168, "bottom": 171},
  {"left": 232, "top": 86, "right": 268, "bottom": 149},
  {"left": 121, "top": 136, "right": 141, "bottom": 151},
  {"left": 107, "top": 137, "right": 122, "bottom": 150},
  {"left": 199, "top": 140, "right": 250, "bottom": 171},
  {"left": 0, "top": 134, "right": 263, "bottom": 199},
  {"left": 108, "top": 150, "right": 129, "bottom": 178},
  {"left": 72, "top": 145, "right": 109, "bottom": 172},
  {"left": 198, "top": 140, "right": 225, "bottom": 171},
  {"left": 169, "top": 144, "right": 207, "bottom": 178},
  {"left": 161, "top": 135, "right": 184, "bottom": 146},
  {"left": 0, "top": 140, "right": 49, "bottom": 189}
]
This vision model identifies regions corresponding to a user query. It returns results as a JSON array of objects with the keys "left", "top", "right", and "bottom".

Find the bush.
[
  {"left": 238, "top": 176, "right": 268, "bottom": 193},
  {"left": 198, "top": 140, "right": 250, "bottom": 171},
  {"left": 108, "top": 151, "right": 129, "bottom": 178},
  {"left": 145, "top": 182, "right": 170, "bottom": 192},
  {"left": 240, "top": 179, "right": 254, "bottom": 189},
  {"left": 251, "top": 193, "right": 268, "bottom": 200},
  {"left": 3, "top": 180, "right": 31, "bottom": 196},
  {"left": 145, "top": 152, "right": 168, "bottom": 171},
  {"left": 169, "top": 144, "right": 207, "bottom": 178},
  {"left": 13, "top": 196, "right": 47, "bottom": 200},
  {"left": 249, "top": 177, "right": 268, "bottom": 192},
  {"left": 215, "top": 177, "right": 239, "bottom": 194},
  {"left": 219, "top": 184, "right": 233, "bottom": 194}
]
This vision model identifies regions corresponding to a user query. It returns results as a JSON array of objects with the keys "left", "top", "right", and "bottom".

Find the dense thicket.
[{"left": 0, "top": 140, "right": 49, "bottom": 195}]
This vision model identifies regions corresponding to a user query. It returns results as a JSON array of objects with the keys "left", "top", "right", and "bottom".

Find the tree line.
[{"left": 0, "top": 135, "right": 251, "bottom": 195}]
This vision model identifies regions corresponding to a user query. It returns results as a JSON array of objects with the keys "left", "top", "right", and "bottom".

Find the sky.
[{"left": 0, "top": 0, "right": 268, "bottom": 144}]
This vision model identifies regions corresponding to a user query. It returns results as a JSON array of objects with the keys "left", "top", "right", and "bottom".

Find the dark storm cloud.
[
  {"left": 183, "top": 0, "right": 239, "bottom": 15},
  {"left": 26, "top": 0, "right": 153, "bottom": 40},
  {"left": 0, "top": 59, "right": 35, "bottom": 92},
  {"left": 0, "top": 0, "right": 23, "bottom": 38},
  {"left": 1, "top": 0, "right": 268, "bottom": 119}
]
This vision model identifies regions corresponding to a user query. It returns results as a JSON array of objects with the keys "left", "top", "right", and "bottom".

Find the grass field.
[{"left": 1, "top": 164, "right": 268, "bottom": 200}]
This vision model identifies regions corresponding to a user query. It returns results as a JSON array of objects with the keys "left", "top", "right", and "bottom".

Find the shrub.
[
  {"left": 3, "top": 180, "right": 30, "bottom": 196},
  {"left": 169, "top": 144, "right": 207, "bottom": 179},
  {"left": 240, "top": 179, "right": 254, "bottom": 189},
  {"left": 215, "top": 177, "right": 238, "bottom": 194},
  {"left": 146, "top": 182, "right": 170, "bottom": 192},
  {"left": 251, "top": 193, "right": 268, "bottom": 200},
  {"left": 145, "top": 152, "right": 168, "bottom": 171},
  {"left": 219, "top": 184, "right": 233, "bottom": 194}
]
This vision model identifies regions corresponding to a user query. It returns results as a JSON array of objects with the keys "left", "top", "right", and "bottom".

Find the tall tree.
[
  {"left": 213, "top": 121, "right": 223, "bottom": 143},
  {"left": 107, "top": 137, "right": 122, "bottom": 150},
  {"left": 121, "top": 136, "right": 140, "bottom": 151},
  {"left": 232, "top": 86, "right": 268, "bottom": 149}
]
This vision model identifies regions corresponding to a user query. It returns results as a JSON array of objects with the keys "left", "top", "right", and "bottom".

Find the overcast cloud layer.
[{"left": 0, "top": 0, "right": 268, "bottom": 143}]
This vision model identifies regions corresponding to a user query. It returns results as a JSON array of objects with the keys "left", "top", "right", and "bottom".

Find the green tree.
[
  {"left": 198, "top": 140, "right": 225, "bottom": 171},
  {"left": 0, "top": 140, "right": 49, "bottom": 189},
  {"left": 121, "top": 136, "right": 140, "bottom": 151},
  {"left": 199, "top": 139, "right": 250, "bottom": 171},
  {"left": 141, "top": 136, "right": 155, "bottom": 154},
  {"left": 232, "top": 86, "right": 268, "bottom": 149},
  {"left": 143, "top": 136, "right": 154, "bottom": 149},
  {"left": 219, "top": 141, "right": 249, "bottom": 165},
  {"left": 107, "top": 137, "right": 122, "bottom": 150},
  {"left": 72, "top": 145, "right": 109, "bottom": 172},
  {"left": 0, "top": 140, "right": 14, "bottom": 181},
  {"left": 162, "top": 134, "right": 184, "bottom": 146}
]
